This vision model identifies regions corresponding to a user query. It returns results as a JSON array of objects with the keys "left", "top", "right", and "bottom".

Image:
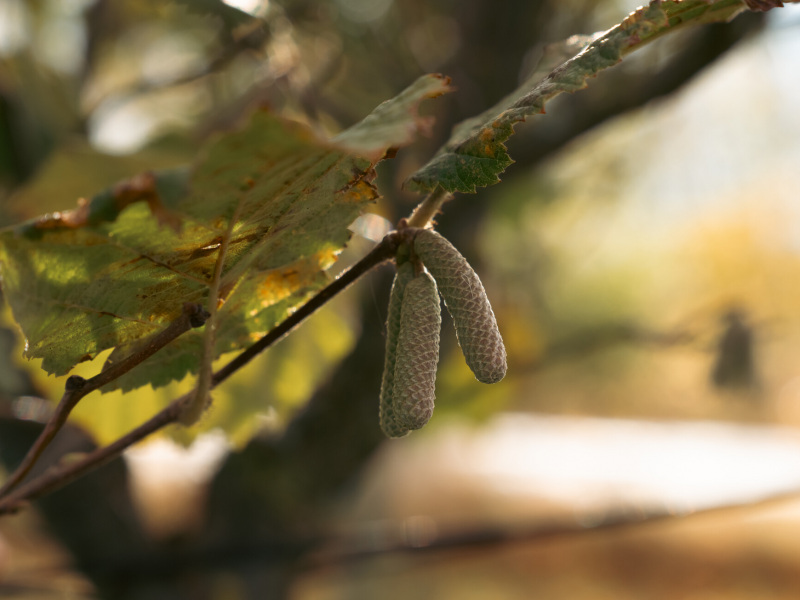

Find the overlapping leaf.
[
  {"left": 0, "top": 74, "right": 452, "bottom": 391},
  {"left": 406, "top": 0, "right": 749, "bottom": 193}
]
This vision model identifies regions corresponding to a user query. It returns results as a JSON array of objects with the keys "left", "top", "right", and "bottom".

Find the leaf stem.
[
  {"left": 183, "top": 212, "right": 239, "bottom": 425},
  {"left": 406, "top": 186, "right": 451, "bottom": 229},
  {"left": 0, "top": 303, "right": 209, "bottom": 500}
]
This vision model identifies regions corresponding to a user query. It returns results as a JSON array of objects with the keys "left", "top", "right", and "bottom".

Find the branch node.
[
  {"left": 65, "top": 375, "right": 86, "bottom": 392},
  {"left": 184, "top": 302, "right": 211, "bottom": 328},
  {"left": 177, "top": 392, "right": 212, "bottom": 427}
]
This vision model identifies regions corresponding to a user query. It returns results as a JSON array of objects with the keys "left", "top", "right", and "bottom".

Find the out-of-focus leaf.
[
  {"left": 406, "top": 0, "right": 748, "bottom": 193},
  {"left": 3, "top": 137, "right": 194, "bottom": 226},
  {"left": 173, "top": 0, "right": 258, "bottom": 29},
  {"left": 0, "top": 74, "right": 449, "bottom": 391},
  {"left": 334, "top": 73, "right": 453, "bottom": 161}
]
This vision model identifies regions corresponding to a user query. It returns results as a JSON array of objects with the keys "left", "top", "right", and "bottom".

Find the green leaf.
[
  {"left": 406, "top": 0, "right": 748, "bottom": 193},
  {"left": 0, "top": 75, "right": 449, "bottom": 390}
]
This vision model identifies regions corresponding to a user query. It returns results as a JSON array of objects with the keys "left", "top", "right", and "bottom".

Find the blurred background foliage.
[{"left": 2, "top": 0, "right": 800, "bottom": 598}]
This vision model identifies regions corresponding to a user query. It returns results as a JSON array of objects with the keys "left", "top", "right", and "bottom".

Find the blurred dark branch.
[
  {"left": 27, "top": 482, "right": 800, "bottom": 582},
  {"left": 81, "top": 20, "right": 270, "bottom": 116},
  {"left": 304, "top": 488, "right": 800, "bottom": 570},
  {"left": 523, "top": 322, "right": 697, "bottom": 372}
]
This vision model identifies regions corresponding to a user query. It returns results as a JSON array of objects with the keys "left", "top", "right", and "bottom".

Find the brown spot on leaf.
[
  {"left": 479, "top": 128, "right": 496, "bottom": 157},
  {"left": 314, "top": 247, "right": 341, "bottom": 271},
  {"left": 338, "top": 179, "right": 379, "bottom": 204}
]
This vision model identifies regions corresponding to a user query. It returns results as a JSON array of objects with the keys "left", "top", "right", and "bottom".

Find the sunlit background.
[{"left": 2, "top": 1, "right": 800, "bottom": 598}]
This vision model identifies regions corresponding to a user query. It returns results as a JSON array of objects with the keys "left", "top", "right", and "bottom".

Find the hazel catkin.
[
  {"left": 392, "top": 270, "right": 441, "bottom": 432},
  {"left": 413, "top": 228, "right": 507, "bottom": 384},
  {"left": 379, "top": 261, "right": 415, "bottom": 438}
]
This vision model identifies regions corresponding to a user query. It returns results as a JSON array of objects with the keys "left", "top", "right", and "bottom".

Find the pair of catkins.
[{"left": 379, "top": 228, "right": 507, "bottom": 438}]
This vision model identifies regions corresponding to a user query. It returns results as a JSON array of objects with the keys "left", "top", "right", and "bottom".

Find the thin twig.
[
  {"left": 0, "top": 303, "right": 209, "bottom": 499},
  {"left": 0, "top": 235, "right": 400, "bottom": 514},
  {"left": 0, "top": 394, "right": 187, "bottom": 515}
]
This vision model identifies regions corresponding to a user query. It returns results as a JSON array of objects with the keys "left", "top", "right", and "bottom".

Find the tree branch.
[
  {"left": 81, "top": 21, "right": 270, "bottom": 115},
  {"left": 0, "top": 394, "right": 186, "bottom": 515},
  {"left": 0, "top": 303, "right": 209, "bottom": 500}
]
